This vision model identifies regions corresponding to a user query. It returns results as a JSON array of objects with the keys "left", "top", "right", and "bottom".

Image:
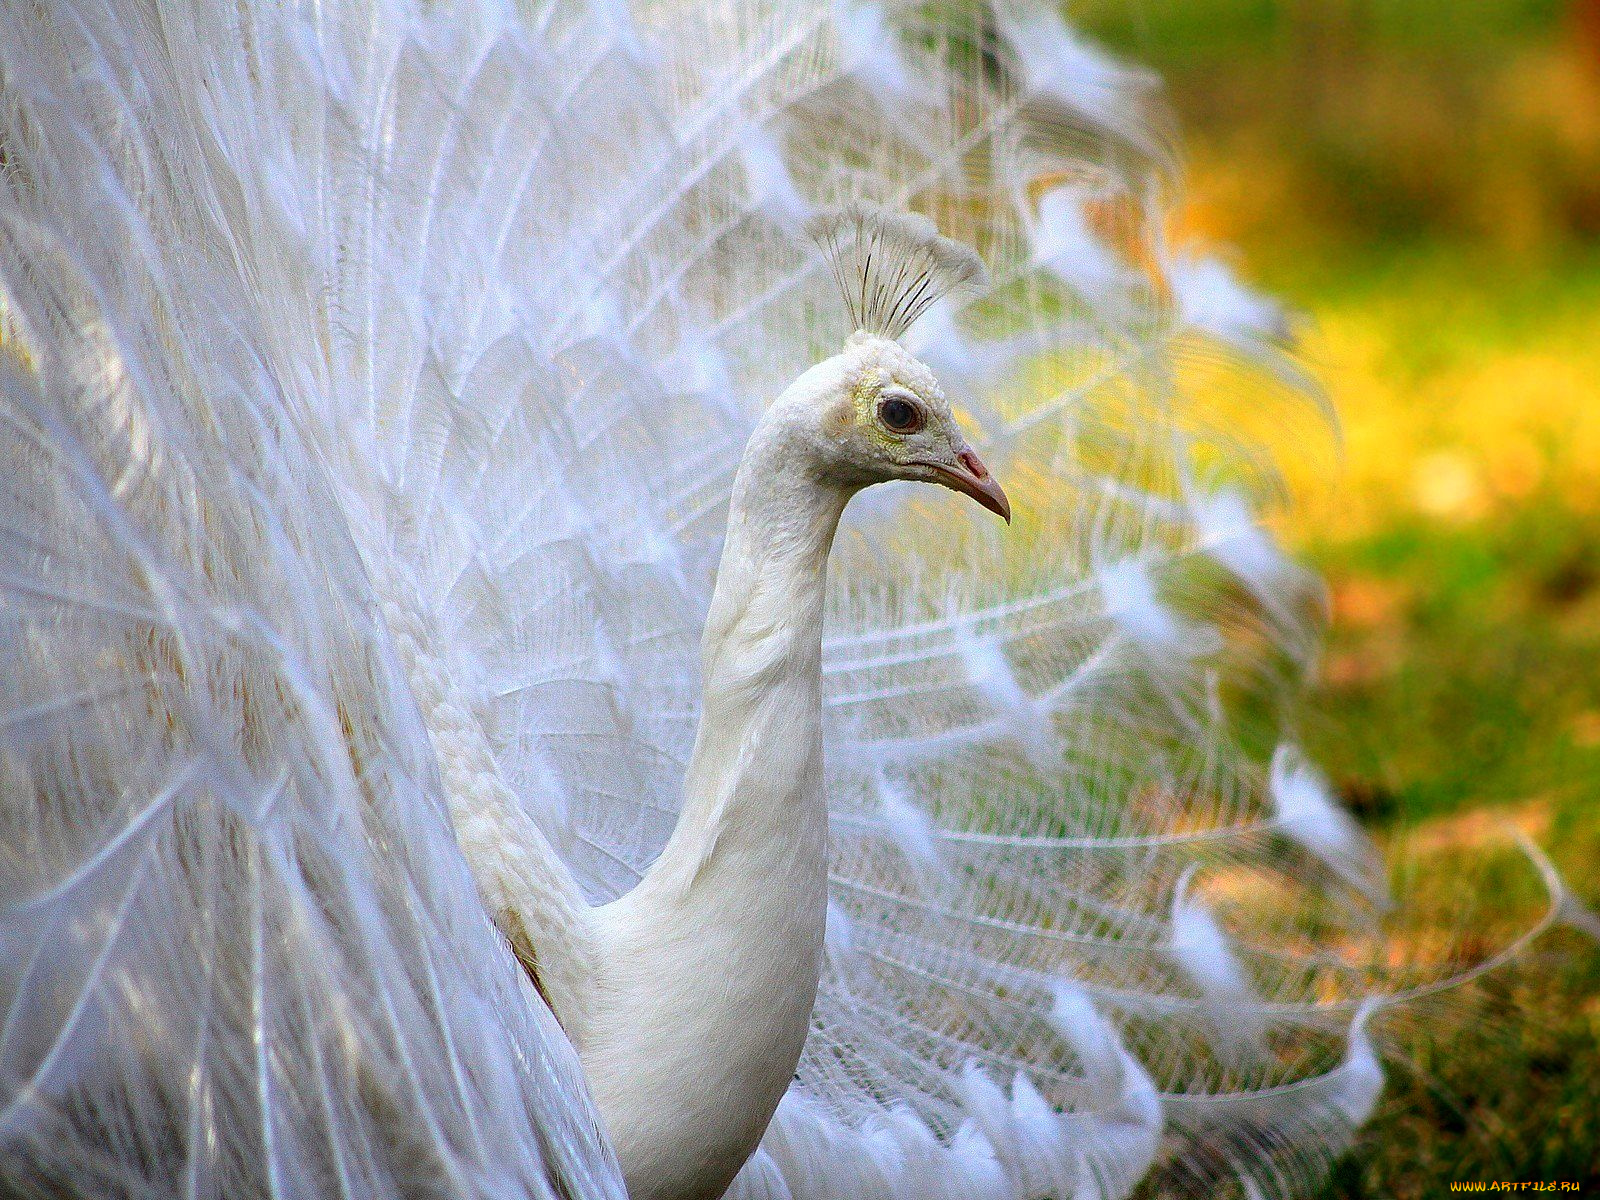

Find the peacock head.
[
  {"left": 794, "top": 205, "right": 1009, "bottom": 523},
  {"left": 780, "top": 331, "right": 1008, "bottom": 522}
]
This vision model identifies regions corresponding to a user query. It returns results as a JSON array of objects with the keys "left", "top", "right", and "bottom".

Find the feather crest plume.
[{"left": 809, "top": 204, "right": 987, "bottom": 340}]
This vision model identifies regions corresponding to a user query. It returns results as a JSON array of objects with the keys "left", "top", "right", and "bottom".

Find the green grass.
[
  {"left": 1299, "top": 493, "right": 1600, "bottom": 1195},
  {"left": 1067, "top": 1, "right": 1600, "bottom": 1192},
  {"left": 1073, "top": 0, "right": 1570, "bottom": 63},
  {"left": 1302, "top": 502, "right": 1600, "bottom": 826}
]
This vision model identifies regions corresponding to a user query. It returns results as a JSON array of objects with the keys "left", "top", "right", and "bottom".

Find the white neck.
[{"left": 583, "top": 403, "right": 852, "bottom": 1200}]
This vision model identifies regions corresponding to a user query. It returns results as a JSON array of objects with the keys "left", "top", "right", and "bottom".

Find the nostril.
[{"left": 958, "top": 449, "right": 988, "bottom": 479}]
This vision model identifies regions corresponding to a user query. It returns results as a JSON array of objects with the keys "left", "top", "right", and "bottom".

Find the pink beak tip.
[{"left": 951, "top": 450, "right": 1011, "bottom": 524}]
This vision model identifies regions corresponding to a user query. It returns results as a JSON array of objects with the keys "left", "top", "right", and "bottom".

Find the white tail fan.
[{"left": 0, "top": 0, "right": 1574, "bottom": 1197}]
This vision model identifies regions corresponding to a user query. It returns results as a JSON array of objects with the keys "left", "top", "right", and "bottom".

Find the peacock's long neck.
[{"left": 584, "top": 417, "right": 849, "bottom": 1200}]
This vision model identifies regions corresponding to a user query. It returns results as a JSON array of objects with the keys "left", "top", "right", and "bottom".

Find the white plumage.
[{"left": 0, "top": 2, "right": 1582, "bottom": 1198}]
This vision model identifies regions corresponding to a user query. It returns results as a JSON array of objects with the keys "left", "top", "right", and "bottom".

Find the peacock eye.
[{"left": 877, "top": 392, "right": 925, "bottom": 435}]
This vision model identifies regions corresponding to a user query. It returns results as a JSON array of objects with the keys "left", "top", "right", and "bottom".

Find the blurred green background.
[{"left": 1072, "top": 0, "right": 1600, "bottom": 1192}]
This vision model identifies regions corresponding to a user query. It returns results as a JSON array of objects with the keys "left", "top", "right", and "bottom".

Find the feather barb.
[{"left": 808, "top": 204, "right": 987, "bottom": 340}]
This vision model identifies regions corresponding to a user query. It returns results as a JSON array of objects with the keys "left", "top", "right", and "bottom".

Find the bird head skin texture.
[{"left": 770, "top": 330, "right": 1010, "bottom": 523}]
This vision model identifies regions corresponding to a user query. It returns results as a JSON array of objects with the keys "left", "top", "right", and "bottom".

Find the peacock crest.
[{"left": 809, "top": 204, "right": 988, "bottom": 340}]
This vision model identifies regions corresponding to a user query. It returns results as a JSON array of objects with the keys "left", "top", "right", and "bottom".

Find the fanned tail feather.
[{"left": 0, "top": 3, "right": 622, "bottom": 1197}]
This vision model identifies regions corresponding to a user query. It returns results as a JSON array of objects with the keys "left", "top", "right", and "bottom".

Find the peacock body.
[{"left": 0, "top": 2, "right": 1580, "bottom": 1198}]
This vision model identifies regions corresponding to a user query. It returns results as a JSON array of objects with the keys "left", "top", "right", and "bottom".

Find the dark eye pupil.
[{"left": 880, "top": 397, "right": 919, "bottom": 432}]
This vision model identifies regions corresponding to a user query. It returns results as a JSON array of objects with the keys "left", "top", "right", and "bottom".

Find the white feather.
[
  {"left": 1270, "top": 744, "right": 1386, "bottom": 903},
  {"left": 0, "top": 0, "right": 1571, "bottom": 1197}
]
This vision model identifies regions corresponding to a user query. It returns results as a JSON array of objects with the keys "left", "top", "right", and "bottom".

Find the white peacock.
[{"left": 0, "top": 2, "right": 1583, "bottom": 1199}]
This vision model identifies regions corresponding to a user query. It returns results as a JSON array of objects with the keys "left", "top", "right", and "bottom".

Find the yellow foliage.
[{"left": 1281, "top": 278, "right": 1600, "bottom": 540}]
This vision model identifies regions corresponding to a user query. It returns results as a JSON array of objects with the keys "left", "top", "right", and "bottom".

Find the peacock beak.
[{"left": 927, "top": 448, "right": 1010, "bottom": 524}]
